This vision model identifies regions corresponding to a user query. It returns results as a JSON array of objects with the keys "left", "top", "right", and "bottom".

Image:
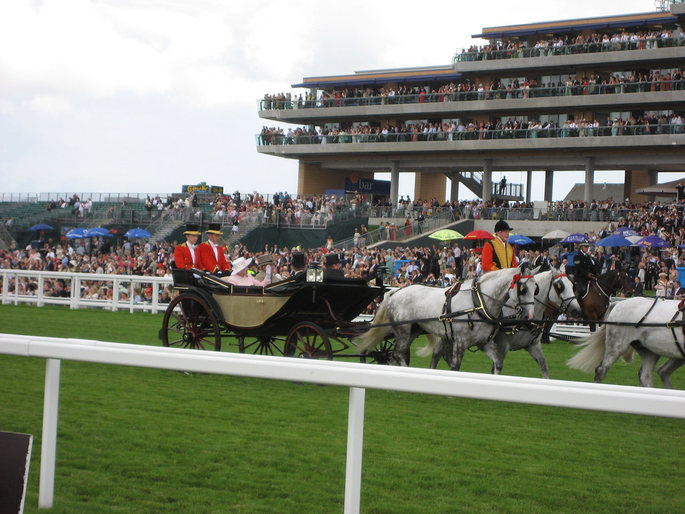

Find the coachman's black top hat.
[
  {"left": 206, "top": 223, "right": 223, "bottom": 235},
  {"left": 184, "top": 224, "right": 201, "bottom": 236}
]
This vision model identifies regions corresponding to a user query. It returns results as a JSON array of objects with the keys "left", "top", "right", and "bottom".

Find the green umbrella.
[{"left": 428, "top": 229, "right": 464, "bottom": 241}]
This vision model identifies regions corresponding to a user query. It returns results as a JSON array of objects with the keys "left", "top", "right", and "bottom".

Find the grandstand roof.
[
  {"left": 473, "top": 11, "right": 678, "bottom": 39},
  {"left": 292, "top": 66, "right": 461, "bottom": 89}
]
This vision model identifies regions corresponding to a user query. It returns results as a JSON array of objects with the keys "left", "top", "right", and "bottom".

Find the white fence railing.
[
  {"left": 1, "top": 334, "right": 684, "bottom": 512},
  {"left": 0, "top": 269, "right": 173, "bottom": 314}
]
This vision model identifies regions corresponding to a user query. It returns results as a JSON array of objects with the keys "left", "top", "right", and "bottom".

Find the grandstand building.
[{"left": 257, "top": 4, "right": 685, "bottom": 205}]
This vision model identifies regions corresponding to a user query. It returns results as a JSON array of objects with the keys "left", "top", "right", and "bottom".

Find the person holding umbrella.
[{"left": 481, "top": 220, "right": 517, "bottom": 272}]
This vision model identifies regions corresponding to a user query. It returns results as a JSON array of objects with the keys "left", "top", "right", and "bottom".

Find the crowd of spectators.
[
  {"left": 456, "top": 29, "right": 685, "bottom": 61},
  {"left": 4, "top": 192, "right": 685, "bottom": 304},
  {"left": 261, "top": 68, "right": 683, "bottom": 111},
  {"left": 259, "top": 111, "right": 683, "bottom": 147}
]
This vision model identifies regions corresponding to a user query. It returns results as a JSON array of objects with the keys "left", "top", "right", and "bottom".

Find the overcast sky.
[{"left": 1, "top": 0, "right": 679, "bottom": 201}]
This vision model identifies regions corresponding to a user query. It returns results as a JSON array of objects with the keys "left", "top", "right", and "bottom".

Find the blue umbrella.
[
  {"left": 560, "top": 233, "right": 589, "bottom": 244},
  {"left": 85, "top": 227, "right": 113, "bottom": 238},
  {"left": 508, "top": 234, "right": 535, "bottom": 246},
  {"left": 29, "top": 223, "right": 54, "bottom": 231},
  {"left": 65, "top": 228, "right": 88, "bottom": 239},
  {"left": 124, "top": 227, "right": 152, "bottom": 239},
  {"left": 635, "top": 235, "right": 671, "bottom": 248},
  {"left": 595, "top": 234, "right": 633, "bottom": 247},
  {"left": 613, "top": 227, "right": 638, "bottom": 237}
]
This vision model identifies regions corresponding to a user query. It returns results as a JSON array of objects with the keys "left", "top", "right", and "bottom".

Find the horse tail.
[
  {"left": 416, "top": 334, "right": 438, "bottom": 357},
  {"left": 566, "top": 325, "right": 607, "bottom": 373},
  {"left": 355, "top": 295, "right": 394, "bottom": 353}
]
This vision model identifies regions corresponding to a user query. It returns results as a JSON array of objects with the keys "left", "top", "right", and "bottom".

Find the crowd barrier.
[{"left": 0, "top": 269, "right": 173, "bottom": 314}]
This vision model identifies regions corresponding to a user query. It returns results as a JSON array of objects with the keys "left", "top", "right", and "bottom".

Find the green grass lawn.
[{"left": 1, "top": 304, "right": 683, "bottom": 513}]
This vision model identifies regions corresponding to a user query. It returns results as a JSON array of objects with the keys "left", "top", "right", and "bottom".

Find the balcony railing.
[
  {"left": 453, "top": 35, "right": 685, "bottom": 63},
  {"left": 259, "top": 79, "right": 685, "bottom": 110},
  {"left": 257, "top": 123, "right": 684, "bottom": 146}
]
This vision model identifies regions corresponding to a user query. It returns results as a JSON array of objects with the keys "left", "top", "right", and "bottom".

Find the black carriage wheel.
[
  {"left": 161, "top": 294, "right": 221, "bottom": 351},
  {"left": 237, "top": 336, "right": 284, "bottom": 356},
  {"left": 360, "top": 336, "right": 395, "bottom": 365},
  {"left": 284, "top": 322, "right": 332, "bottom": 359}
]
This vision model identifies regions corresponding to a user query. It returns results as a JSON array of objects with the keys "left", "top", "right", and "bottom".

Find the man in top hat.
[
  {"left": 573, "top": 241, "right": 600, "bottom": 297},
  {"left": 290, "top": 251, "right": 307, "bottom": 275},
  {"left": 481, "top": 220, "right": 518, "bottom": 273},
  {"left": 173, "top": 223, "right": 201, "bottom": 270},
  {"left": 253, "top": 253, "right": 273, "bottom": 282},
  {"left": 323, "top": 252, "right": 345, "bottom": 279},
  {"left": 197, "top": 223, "right": 230, "bottom": 274},
  {"left": 223, "top": 256, "right": 271, "bottom": 287}
]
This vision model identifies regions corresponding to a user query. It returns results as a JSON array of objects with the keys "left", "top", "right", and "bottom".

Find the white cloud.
[{"left": 0, "top": 0, "right": 679, "bottom": 199}]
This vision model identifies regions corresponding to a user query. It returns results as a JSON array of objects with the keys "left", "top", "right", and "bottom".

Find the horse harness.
[
  {"left": 634, "top": 297, "right": 685, "bottom": 358},
  {"left": 439, "top": 273, "right": 535, "bottom": 343}
]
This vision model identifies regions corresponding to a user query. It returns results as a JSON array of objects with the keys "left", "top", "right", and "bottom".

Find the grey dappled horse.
[
  {"left": 567, "top": 296, "right": 685, "bottom": 388},
  {"left": 356, "top": 264, "right": 538, "bottom": 369}
]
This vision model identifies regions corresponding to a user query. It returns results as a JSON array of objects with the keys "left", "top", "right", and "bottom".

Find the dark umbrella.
[
  {"left": 124, "top": 227, "right": 152, "bottom": 239},
  {"left": 508, "top": 234, "right": 535, "bottom": 246},
  {"left": 28, "top": 223, "right": 54, "bottom": 231},
  {"left": 595, "top": 234, "right": 633, "bottom": 247},
  {"left": 85, "top": 227, "right": 113, "bottom": 238},
  {"left": 635, "top": 235, "right": 670, "bottom": 248},
  {"left": 65, "top": 228, "right": 88, "bottom": 239},
  {"left": 560, "top": 233, "right": 589, "bottom": 244}
]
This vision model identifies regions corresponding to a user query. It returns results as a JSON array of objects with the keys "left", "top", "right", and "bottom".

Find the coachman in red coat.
[
  {"left": 197, "top": 223, "right": 230, "bottom": 273},
  {"left": 173, "top": 223, "right": 201, "bottom": 270}
]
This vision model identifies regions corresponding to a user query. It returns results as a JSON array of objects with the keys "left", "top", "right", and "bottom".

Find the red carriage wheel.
[
  {"left": 237, "top": 336, "right": 284, "bottom": 356},
  {"left": 284, "top": 322, "right": 332, "bottom": 359},
  {"left": 160, "top": 293, "right": 221, "bottom": 351}
]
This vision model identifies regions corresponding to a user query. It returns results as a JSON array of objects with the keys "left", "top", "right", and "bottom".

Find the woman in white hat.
[{"left": 223, "top": 256, "right": 271, "bottom": 287}]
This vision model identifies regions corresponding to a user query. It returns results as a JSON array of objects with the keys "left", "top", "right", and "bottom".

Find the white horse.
[
  {"left": 567, "top": 297, "right": 685, "bottom": 387},
  {"left": 356, "top": 264, "right": 538, "bottom": 369},
  {"left": 418, "top": 268, "right": 581, "bottom": 377},
  {"left": 485, "top": 269, "right": 581, "bottom": 378}
]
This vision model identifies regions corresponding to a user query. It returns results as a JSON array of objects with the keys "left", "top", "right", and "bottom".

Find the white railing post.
[
  {"left": 344, "top": 387, "right": 366, "bottom": 514},
  {"left": 38, "top": 358, "right": 61, "bottom": 509}
]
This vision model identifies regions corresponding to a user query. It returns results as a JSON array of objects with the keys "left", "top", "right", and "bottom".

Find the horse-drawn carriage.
[{"left": 158, "top": 265, "right": 392, "bottom": 362}]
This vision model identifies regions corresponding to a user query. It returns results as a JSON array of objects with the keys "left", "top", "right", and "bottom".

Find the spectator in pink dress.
[{"left": 224, "top": 257, "right": 271, "bottom": 287}]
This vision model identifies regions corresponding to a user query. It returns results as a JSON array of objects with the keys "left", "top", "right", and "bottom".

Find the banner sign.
[
  {"left": 181, "top": 184, "right": 224, "bottom": 194},
  {"left": 344, "top": 177, "right": 390, "bottom": 195}
]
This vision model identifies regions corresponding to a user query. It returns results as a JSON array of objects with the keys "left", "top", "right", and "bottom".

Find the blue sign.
[{"left": 344, "top": 177, "right": 391, "bottom": 195}]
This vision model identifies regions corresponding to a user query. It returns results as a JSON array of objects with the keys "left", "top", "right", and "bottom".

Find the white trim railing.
[
  {"left": 1, "top": 334, "right": 684, "bottom": 512},
  {"left": 0, "top": 270, "right": 173, "bottom": 314}
]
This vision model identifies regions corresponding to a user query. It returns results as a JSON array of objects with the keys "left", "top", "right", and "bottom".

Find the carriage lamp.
[
  {"left": 375, "top": 265, "right": 388, "bottom": 287},
  {"left": 306, "top": 263, "right": 324, "bottom": 283}
]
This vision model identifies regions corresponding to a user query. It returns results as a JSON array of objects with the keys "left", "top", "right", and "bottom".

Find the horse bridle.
[{"left": 546, "top": 273, "right": 575, "bottom": 315}]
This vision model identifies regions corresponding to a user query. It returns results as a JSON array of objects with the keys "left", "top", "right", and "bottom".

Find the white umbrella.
[{"left": 542, "top": 229, "right": 569, "bottom": 240}]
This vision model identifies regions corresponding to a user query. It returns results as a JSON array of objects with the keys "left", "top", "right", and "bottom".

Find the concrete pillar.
[
  {"left": 414, "top": 172, "right": 447, "bottom": 202},
  {"left": 544, "top": 170, "right": 554, "bottom": 202},
  {"left": 584, "top": 157, "right": 594, "bottom": 205},
  {"left": 525, "top": 170, "right": 532, "bottom": 204},
  {"left": 449, "top": 173, "right": 459, "bottom": 202},
  {"left": 649, "top": 169, "right": 658, "bottom": 186},
  {"left": 390, "top": 161, "right": 399, "bottom": 208},
  {"left": 482, "top": 160, "right": 492, "bottom": 202}
]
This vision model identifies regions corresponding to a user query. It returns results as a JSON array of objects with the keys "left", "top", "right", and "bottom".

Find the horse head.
[
  {"left": 548, "top": 269, "right": 582, "bottom": 317},
  {"left": 505, "top": 262, "right": 538, "bottom": 320},
  {"left": 601, "top": 264, "right": 633, "bottom": 297}
]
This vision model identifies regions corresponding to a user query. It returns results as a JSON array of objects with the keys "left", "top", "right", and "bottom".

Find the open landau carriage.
[{"left": 159, "top": 264, "right": 391, "bottom": 362}]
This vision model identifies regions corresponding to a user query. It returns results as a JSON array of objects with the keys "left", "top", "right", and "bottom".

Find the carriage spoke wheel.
[
  {"left": 161, "top": 294, "right": 221, "bottom": 351},
  {"left": 360, "top": 336, "right": 395, "bottom": 364},
  {"left": 284, "top": 322, "right": 332, "bottom": 359},
  {"left": 237, "top": 336, "right": 283, "bottom": 356}
]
